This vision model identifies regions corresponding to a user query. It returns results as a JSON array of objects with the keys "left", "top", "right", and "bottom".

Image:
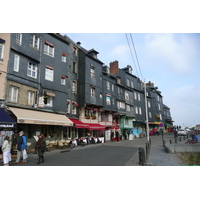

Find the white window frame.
[
  {"left": 30, "top": 34, "right": 40, "bottom": 50},
  {"left": 73, "top": 61, "right": 77, "bottom": 74},
  {"left": 44, "top": 43, "right": 54, "bottom": 57},
  {"left": 14, "top": 54, "right": 20, "bottom": 72},
  {"left": 125, "top": 92, "right": 129, "bottom": 100},
  {"left": 0, "top": 42, "right": 4, "bottom": 60},
  {"left": 112, "top": 84, "right": 114, "bottom": 92},
  {"left": 72, "top": 81, "right": 77, "bottom": 94},
  {"left": 149, "top": 112, "right": 152, "bottom": 118},
  {"left": 67, "top": 100, "right": 71, "bottom": 113},
  {"left": 72, "top": 103, "right": 77, "bottom": 115},
  {"left": 148, "top": 101, "right": 151, "bottom": 108},
  {"left": 61, "top": 78, "right": 66, "bottom": 85},
  {"left": 139, "top": 106, "right": 142, "bottom": 115},
  {"left": 160, "top": 113, "right": 162, "bottom": 120},
  {"left": 27, "top": 91, "right": 35, "bottom": 105},
  {"left": 135, "top": 106, "right": 138, "bottom": 114},
  {"left": 90, "top": 66, "right": 95, "bottom": 77},
  {"left": 127, "top": 78, "right": 130, "bottom": 87},
  {"left": 131, "top": 81, "right": 134, "bottom": 88},
  {"left": 126, "top": 104, "right": 130, "bottom": 112},
  {"left": 46, "top": 96, "right": 53, "bottom": 107},
  {"left": 106, "top": 96, "right": 111, "bottom": 105},
  {"left": 91, "top": 87, "right": 95, "bottom": 97},
  {"left": 138, "top": 93, "right": 141, "bottom": 101},
  {"left": 9, "top": 86, "right": 18, "bottom": 103},
  {"left": 16, "top": 33, "right": 22, "bottom": 45},
  {"left": 134, "top": 92, "right": 137, "bottom": 100},
  {"left": 158, "top": 103, "right": 161, "bottom": 110},
  {"left": 107, "top": 81, "right": 110, "bottom": 90},
  {"left": 27, "top": 62, "right": 37, "bottom": 79},
  {"left": 62, "top": 54, "right": 66, "bottom": 62},
  {"left": 45, "top": 66, "right": 54, "bottom": 82}
]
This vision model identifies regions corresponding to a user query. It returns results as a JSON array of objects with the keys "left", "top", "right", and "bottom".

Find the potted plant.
[
  {"left": 92, "top": 116, "right": 96, "bottom": 120},
  {"left": 85, "top": 115, "right": 90, "bottom": 119}
]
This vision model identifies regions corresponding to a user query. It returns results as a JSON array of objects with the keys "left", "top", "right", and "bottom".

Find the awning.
[
  {"left": 0, "top": 108, "right": 16, "bottom": 128},
  {"left": 69, "top": 118, "right": 89, "bottom": 128},
  {"left": 9, "top": 107, "right": 73, "bottom": 126},
  {"left": 84, "top": 123, "right": 105, "bottom": 130}
]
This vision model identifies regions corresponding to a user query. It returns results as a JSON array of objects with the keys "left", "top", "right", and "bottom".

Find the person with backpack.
[{"left": 13, "top": 131, "right": 27, "bottom": 164}]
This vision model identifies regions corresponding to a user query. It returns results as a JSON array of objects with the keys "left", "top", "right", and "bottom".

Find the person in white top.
[{"left": 2, "top": 136, "right": 12, "bottom": 166}]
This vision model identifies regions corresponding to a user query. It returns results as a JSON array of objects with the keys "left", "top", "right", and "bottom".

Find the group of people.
[
  {"left": 0, "top": 131, "right": 46, "bottom": 166},
  {"left": 111, "top": 131, "right": 120, "bottom": 141}
]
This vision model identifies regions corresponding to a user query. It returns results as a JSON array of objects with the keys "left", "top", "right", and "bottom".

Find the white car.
[{"left": 177, "top": 129, "right": 187, "bottom": 136}]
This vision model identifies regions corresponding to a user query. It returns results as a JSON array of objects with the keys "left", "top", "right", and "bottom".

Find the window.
[
  {"left": 107, "top": 81, "right": 110, "bottom": 90},
  {"left": 100, "top": 93, "right": 102, "bottom": 100},
  {"left": 8, "top": 86, "right": 18, "bottom": 103},
  {"left": 127, "top": 78, "right": 130, "bottom": 87},
  {"left": 61, "top": 77, "right": 66, "bottom": 85},
  {"left": 134, "top": 92, "right": 137, "bottom": 100},
  {"left": 45, "top": 66, "right": 54, "bottom": 81},
  {"left": 72, "top": 81, "right": 77, "bottom": 94},
  {"left": 91, "top": 87, "right": 95, "bottom": 97},
  {"left": 139, "top": 106, "right": 142, "bottom": 115},
  {"left": 45, "top": 96, "right": 53, "bottom": 107},
  {"left": 125, "top": 92, "right": 129, "bottom": 100},
  {"left": 138, "top": 93, "right": 141, "bottom": 101},
  {"left": 73, "top": 61, "right": 77, "bottom": 73},
  {"left": 14, "top": 54, "right": 20, "bottom": 72},
  {"left": 27, "top": 91, "right": 35, "bottom": 105},
  {"left": 149, "top": 112, "right": 152, "bottom": 118},
  {"left": 62, "top": 53, "right": 66, "bottom": 62},
  {"left": 131, "top": 81, "right": 134, "bottom": 88},
  {"left": 0, "top": 40, "right": 4, "bottom": 60},
  {"left": 67, "top": 100, "right": 71, "bottom": 113},
  {"left": 44, "top": 41, "right": 54, "bottom": 57},
  {"left": 73, "top": 47, "right": 77, "bottom": 55},
  {"left": 72, "top": 103, "right": 77, "bottom": 115},
  {"left": 148, "top": 101, "right": 151, "bottom": 108},
  {"left": 158, "top": 103, "right": 161, "bottom": 110},
  {"left": 112, "top": 98, "right": 115, "bottom": 105},
  {"left": 135, "top": 106, "right": 138, "bottom": 114},
  {"left": 126, "top": 104, "right": 130, "bottom": 112},
  {"left": 91, "top": 66, "right": 95, "bottom": 77},
  {"left": 106, "top": 96, "right": 111, "bottom": 105},
  {"left": 160, "top": 113, "right": 162, "bottom": 120},
  {"left": 27, "top": 62, "right": 37, "bottom": 78},
  {"left": 112, "top": 84, "right": 114, "bottom": 91},
  {"left": 30, "top": 34, "right": 40, "bottom": 50},
  {"left": 16, "top": 33, "right": 22, "bottom": 45},
  {"left": 157, "top": 96, "right": 160, "bottom": 101}
]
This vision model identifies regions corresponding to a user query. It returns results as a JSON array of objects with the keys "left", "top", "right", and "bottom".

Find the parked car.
[{"left": 177, "top": 129, "right": 187, "bottom": 136}]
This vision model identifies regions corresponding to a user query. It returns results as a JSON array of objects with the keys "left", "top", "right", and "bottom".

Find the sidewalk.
[{"left": 147, "top": 134, "right": 184, "bottom": 166}]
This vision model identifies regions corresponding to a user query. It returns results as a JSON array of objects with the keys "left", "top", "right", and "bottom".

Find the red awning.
[
  {"left": 69, "top": 118, "right": 89, "bottom": 128},
  {"left": 84, "top": 123, "right": 105, "bottom": 130}
]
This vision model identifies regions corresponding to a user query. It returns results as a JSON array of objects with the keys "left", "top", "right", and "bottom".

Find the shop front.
[
  {"left": 0, "top": 108, "right": 17, "bottom": 150},
  {"left": 9, "top": 107, "right": 73, "bottom": 143}
]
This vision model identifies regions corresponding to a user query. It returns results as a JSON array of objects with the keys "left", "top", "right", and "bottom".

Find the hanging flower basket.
[
  {"left": 92, "top": 116, "right": 96, "bottom": 119},
  {"left": 85, "top": 115, "right": 90, "bottom": 119}
]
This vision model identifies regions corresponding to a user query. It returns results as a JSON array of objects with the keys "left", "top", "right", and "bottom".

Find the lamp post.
[{"left": 144, "top": 80, "right": 149, "bottom": 141}]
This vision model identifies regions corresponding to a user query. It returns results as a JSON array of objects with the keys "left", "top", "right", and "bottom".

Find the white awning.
[{"left": 9, "top": 107, "right": 73, "bottom": 126}]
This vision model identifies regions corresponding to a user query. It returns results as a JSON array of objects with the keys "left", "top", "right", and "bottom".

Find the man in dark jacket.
[{"left": 13, "top": 131, "right": 27, "bottom": 164}]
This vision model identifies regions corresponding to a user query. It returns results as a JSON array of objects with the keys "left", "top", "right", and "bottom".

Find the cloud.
[{"left": 144, "top": 33, "right": 197, "bottom": 75}]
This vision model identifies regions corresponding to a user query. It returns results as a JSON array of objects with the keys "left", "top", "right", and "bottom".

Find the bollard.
[
  {"left": 138, "top": 147, "right": 145, "bottom": 165},
  {"left": 170, "top": 139, "right": 172, "bottom": 144}
]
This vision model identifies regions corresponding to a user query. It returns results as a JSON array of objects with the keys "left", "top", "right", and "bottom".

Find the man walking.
[{"left": 14, "top": 131, "right": 27, "bottom": 164}]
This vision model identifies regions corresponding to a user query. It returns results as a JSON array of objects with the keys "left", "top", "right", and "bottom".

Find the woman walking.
[
  {"left": 36, "top": 134, "right": 46, "bottom": 164},
  {"left": 2, "top": 136, "right": 12, "bottom": 166}
]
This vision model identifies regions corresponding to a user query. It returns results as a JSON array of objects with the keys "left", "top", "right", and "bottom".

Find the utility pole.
[{"left": 144, "top": 80, "right": 150, "bottom": 141}]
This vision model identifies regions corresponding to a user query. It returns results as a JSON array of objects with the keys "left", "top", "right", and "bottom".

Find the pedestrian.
[
  {"left": 111, "top": 132, "right": 114, "bottom": 141},
  {"left": 2, "top": 136, "right": 12, "bottom": 166},
  {"left": 116, "top": 131, "right": 119, "bottom": 141},
  {"left": 14, "top": 131, "right": 27, "bottom": 164},
  {"left": 0, "top": 137, "right": 3, "bottom": 160},
  {"left": 36, "top": 133, "right": 46, "bottom": 164}
]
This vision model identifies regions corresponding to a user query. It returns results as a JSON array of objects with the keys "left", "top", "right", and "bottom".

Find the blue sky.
[{"left": 65, "top": 33, "right": 200, "bottom": 127}]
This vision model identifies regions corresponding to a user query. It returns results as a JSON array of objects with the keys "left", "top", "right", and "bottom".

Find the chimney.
[{"left": 110, "top": 60, "right": 119, "bottom": 75}]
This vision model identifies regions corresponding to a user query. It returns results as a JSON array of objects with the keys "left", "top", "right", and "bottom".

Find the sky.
[{"left": 65, "top": 33, "right": 200, "bottom": 127}]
